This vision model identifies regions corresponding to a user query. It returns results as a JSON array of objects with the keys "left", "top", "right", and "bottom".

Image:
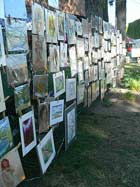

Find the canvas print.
[
  {"left": 19, "top": 110, "right": 37, "bottom": 156},
  {"left": 0, "top": 71, "right": 6, "bottom": 113},
  {"left": 0, "top": 147, "right": 25, "bottom": 187},
  {"left": 38, "top": 102, "right": 49, "bottom": 134},
  {"left": 0, "top": 26, "right": 6, "bottom": 66},
  {"left": 65, "top": 102, "right": 76, "bottom": 150},
  {"left": 48, "top": 45, "right": 60, "bottom": 72},
  {"left": 5, "top": 19, "right": 28, "bottom": 52},
  {"left": 33, "top": 74, "right": 48, "bottom": 98},
  {"left": 60, "top": 42, "right": 68, "bottom": 67},
  {"left": 78, "top": 59, "right": 84, "bottom": 84},
  {"left": 50, "top": 100, "right": 64, "bottom": 126},
  {"left": 66, "top": 78, "right": 76, "bottom": 102},
  {"left": 66, "top": 14, "right": 76, "bottom": 44},
  {"left": 77, "top": 84, "right": 85, "bottom": 105},
  {"left": 45, "top": 9, "right": 58, "bottom": 43},
  {"left": 76, "top": 38, "right": 85, "bottom": 58},
  {"left": 58, "top": 11, "right": 65, "bottom": 41},
  {"left": 14, "top": 84, "right": 31, "bottom": 113},
  {"left": 37, "top": 129, "right": 55, "bottom": 174},
  {"left": 76, "top": 21, "right": 83, "bottom": 36},
  {"left": 4, "top": 0, "right": 27, "bottom": 19},
  {"left": 6, "top": 54, "right": 28, "bottom": 86},
  {"left": 53, "top": 71, "right": 65, "bottom": 98},
  {"left": 32, "top": 35, "right": 47, "bottom": 73},
  {"left": 69, "top": 46, "right": 77, "bottom": 77},
  {"left": 0, "top": 117, "right": 13, "bottom": 159},
  {"left": 32, "top": 3, "right": 44, "bottom": 36}
]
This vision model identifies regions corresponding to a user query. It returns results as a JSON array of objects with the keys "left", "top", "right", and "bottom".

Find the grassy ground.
[{"left": 22, "top": 63, "right": 140, "bottom": 187}]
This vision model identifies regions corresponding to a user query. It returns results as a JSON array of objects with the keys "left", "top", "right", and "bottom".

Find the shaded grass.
[{"left": 122, "top": 91, "right": 135, "bottom": 101}]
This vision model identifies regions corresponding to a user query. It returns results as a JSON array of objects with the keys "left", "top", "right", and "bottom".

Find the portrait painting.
[
  {"left": 19, "top": 110, "right": 37, "bottom": 156},
  {"left": 0, "top": 71, "right": 6, "bottom": 113},
  {"left": 66, "top": 78, "right": 76, "bottom": 102},
  {"left": 77, "top": 84, "right": 85, "bottom": 105},
  {"left": 0, "top": 147, "right": 25, "bottom": 187},
  {"left": 0, "top": 26, "right": 6, "bottom": 66},
  {"left": 69, "top": 46, "right": 77, "bottom": 77},
  {"left": 37, "top": 129, "right": 56, "bottom": 174},
  {"left": 0, "top": 117, "right": 13, "bottom": 159},
  {"left": 58, "top": 11, "right": 66, "bottom": 41},
  {"left": 60, "top": 42, "right": 68, "bottom": 67}
]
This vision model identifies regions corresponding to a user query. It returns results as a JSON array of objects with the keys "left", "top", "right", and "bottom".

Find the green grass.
[{"left": 122, "top": 92, "right": 135, "bottom": 102}]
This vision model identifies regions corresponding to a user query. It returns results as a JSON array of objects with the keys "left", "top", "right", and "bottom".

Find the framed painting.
[
  {"left": 4, "top": 0, "right": 27, "bottom": 19},
  {"left": 0, "top": 147, "right": 25, "bottom": 187},
  {"left": 65, "top": 102, "right": 77, "bottom": 150},
  {"left": 0, "top": 26, "right": 6, "bottom": 66},
  {"left": 33, "top": 74, "right": 48, "bottom": 98},
  {"left": 45, "top": 9, "right": 58, "bottom": 43},
  {"left": 66, "top": 78, "right": 76, "bottom": 102},
  {"left": 84, "top": 38, "right": 89, "bottom": 52},
  {"left": 48, "top": 44, "right": 60, "bottom": 72},
  {"left": 32, "top": 3, "right": 44, "bottom": 36},
  {"left": 53, "top": 71, "right": 65, "bottom": 98},
  {"left": 76, "top": 21, "right": 83, "bottom": 36},
  {"left": 38, "top": 102, "right": 49, "bottom": 134},
  {"left": 78, "top": 59, "right": 84, "bottom": 84},
  {"left": 37, "top": 129, "right": 56, "bottom": 174},
  {"left": 50, "top": 99, "right": 64, "bottom": 126},
  {"left": 14, "top": 84, "right": 31, "bottom": 113},
  {"left": 48, "top": 0, "right": 59, "bottom": 9},
  {"left": 32, "top": 35, "right": 47, "bottom": 73},
  {"left": 76, "top": 38, "right": 85, "bottom": 58},
  {"left": 58, "top": 11, "right": 66, "bottom": 41},
  {"left": 60, "top": 42, "right": 68, "bottom": 67},
  {"left": 0, "top": 71, "right": 5, "bottom": 113},
  {"left": 5, "top": 19, "right": 28, "bottom": 52},
  {"left": 82, "top": 18, "right": 89, "bottom": 38},
  {"left": 0, "top": 117, "right": 13, "bottom": 159},
  {"left": 66, "top": 14, "right": 76, "bottom": 45},
  {"left": 6, "top": 54, "right": 28, "bottom": 86},
  {"left": 19, "top": 110, "right": 37, "bottom": 157},
  {"left": 77, "top": 84, "right": 85, "bottom": 105},
  {"left": 69, "top": 46, "right": 77, "bottom": 77}
]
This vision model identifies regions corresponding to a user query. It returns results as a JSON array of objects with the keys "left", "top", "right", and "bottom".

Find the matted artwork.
[
  {"left": 6, "top": 54, "right": 28, "bottom": 86},
  {"left": 57, "top": 11, "right": 65, "bottom": 41},
  {"left": 45, "top": 9, "right": 58, "bottom": 43},
  {"left": 33, "top": 74, "right": 48, "bottom": 98},
  {"left": 53, "top": 71, "right": 65, "bottom": 98},
  {"left": 37, "top": 129, "right": 56, "bottom": 174},
  {"left": 77, "top": 84, "right": 85, "bottom": 105},
  {"left": 66, "top": 14, "right": 76, "bottom": 44},
  {"left": 76, "top": 38, "right": 85, "bottom": 58},
  {"left": 78, "top": 59, "right": 84, "bottom": 84},
  {"left": 0, "top": 147, "right": 25, "bottom": 187},
  {"left": 66, "top": 78, "right": 76, "bottom": 102},
  {"left": 38, "top": 102, "right": 49, "bottom": 134},
  {"left": 32, "top": 3, "right": 44, "bottom": 36},
  {"left": 32, "top": 35, "right": 47, "bottom": 72},
  {"left": 4, "top": 0, "right": 27, "bottom": 19},
  {"left": 76, "top": 21, "right": 83, "bottom": 36},
  {"left": 0, "top": 72, "right": 5, "bottom": 113},
  {"left": 69, "top": 46, "right": 77, "bottom": 77},
  {"left": 50, "top": 100, "right": 64, "bottom": 126},
  {"left": 60, "top": 42, "right": 68, "bottom": 67},
  {"left": 0, "top": 117, "right": 13, "bottom": 159},
  {"left": 65, "top": 102, "right": 76, "bottom": 150},
  {"left": 19, "top": 110, "right": 37, "bottom": 156},
  {"left": 5, "top": 19, "right": 28, "bottom": 52},
  {"left": 0, "top": 26, "right": 6, "bottom": 66},
  {"left": 48, "top": 0, "right": 59, "bottom": 8},
  {"left": 14, "top": 84, "right": 31, "bottom": 113},
  {"left": 48, "top": 45, "right": 60, "bottom": 72}
]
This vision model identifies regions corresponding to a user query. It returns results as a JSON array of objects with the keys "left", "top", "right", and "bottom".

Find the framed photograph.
[
  {"left": 19, "top": 110, "right": 37, "bottom": 157},
  {"left": 6, "top": 54, "right": 28, "bottom": 86},
  {"left": 66, "top": 78, "right": 76, "bottom": 102},
  {"left": 65, "top": 102, "right": 77, "bottom": 150},
  {"left": 5, "top": 19, "right": 28, "bottom": 52},
  {"left": 38, "top": 102, "right": 49, "bottom": 134},
  {"left": 32, "top": 3, "right": 44, "bottom": 36},
  {"left": 57, "top": 11, "right": 65, "bottom": 41},
  {"left": 76, "top": 38, "right": 85, "bottom": 58},
  {"left": 37, "top": 129, "right": 56, "bottom": 174},
  {"left": 14, "top": 84, "right": 31, "bottom": 113},
  {"left": 69, "top": 46, "right": 77, "bottom": 77},
  {"left": 66, "top": 14, "right": 76, "bottom": 44},
  {"left": 4, "top": 0, "right": 27, "bottom": 19},
  {"left": 0, "top": 147, "right": 25, "bottom": 187},
  {"left": 50, "top": 100, "right": 64, "bottom": 126},
  {"left": 33, "top": 74, "right": 48, "bottom": 98},
  {"left": 45, "top": 9, "right": 58, "bottom": 43},
  {"left": 0, "top": 26, "right": 6, "bottom": 66},
  {"left": 0, "top": 117, "right": 13, "bottom": 159},
  {"left": 78, "top": 59, "right": 84, "bottom": 84},
  {"left": 77, "top": 84, "right": 85, "bottom": 105},
  {"left": 48, "top": 45, "right": 60, "bottom": 73},
  {"left": 48, "top": 0, "right": 59, "bottom": 8},
  {"left": 32, "top": 35, "right": 47, "bottom": 73},
  {"left": 76, "top": 21, "right": 83, "bottom": 36},
  {"left": 0, "top": 71, "right": 6, "bottom": 113},
  {"left": 53, "top": 71, "right": 65, "bottom": 98},
  {"left": 60, "top": 42, "right": 68, "bottom": 67}
]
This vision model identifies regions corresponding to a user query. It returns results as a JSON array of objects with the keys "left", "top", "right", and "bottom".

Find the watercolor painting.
[
  {"left": 66, "top": 14, "right": 76, "bottom": 44},
  {"left": 66, "top": 78, "right": 76, "bottom": 102},
  {"left": 58, "top": 11, "right": 65, "bottom": 41},
  {"left": 69, "top": 46, "right": 77, "bottom": 77},
  {"left": 76, "top": 38, "right": 85, "bottom": 58},
  {"left": 60, "top": 42, "right": 68, "bottom": 67},
  {"left": 77, "top": 84, "right": 85, "bottom": 105}
]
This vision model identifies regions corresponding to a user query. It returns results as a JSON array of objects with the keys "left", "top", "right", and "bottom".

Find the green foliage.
[
  {"left": 127, "top": 19, "right": 140, "bottom": 39},
  {"left": 122, "top": 92, "right": 135, "bottom": 102}
]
